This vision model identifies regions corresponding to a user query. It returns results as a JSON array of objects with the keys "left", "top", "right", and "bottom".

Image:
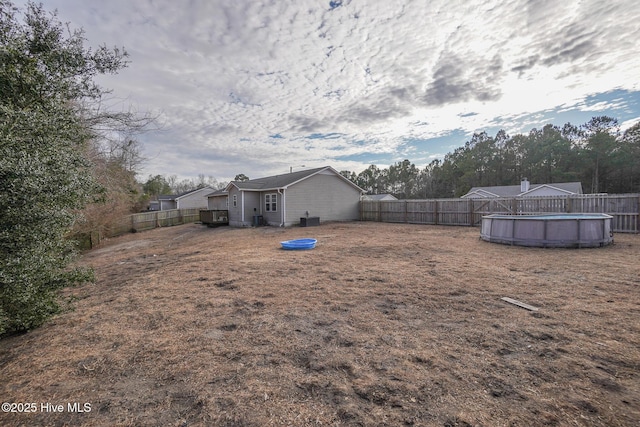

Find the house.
[
  {"left": 361, "top": 194, "right": 398, "bottom": 201},
  {"left": 221, "top": 166, "right": 364, "bottom": 227},
  {"left": 156, "top": 187, "right": 216, "bottom": 210},
  {"left": 461, "top": 178, "right": 583, "bottom": 198}
]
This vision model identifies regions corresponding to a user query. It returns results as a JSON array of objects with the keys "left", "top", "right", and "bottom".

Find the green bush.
[{"left": 0, "top": 1, "right": 127, "bottom": 335}]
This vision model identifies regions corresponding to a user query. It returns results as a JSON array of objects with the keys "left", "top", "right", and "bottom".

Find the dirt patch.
[{"left": 1, "top": 222, "right": 639, "bottom": 426}]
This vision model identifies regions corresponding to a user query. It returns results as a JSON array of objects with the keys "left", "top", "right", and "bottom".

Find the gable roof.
[
  {"left": 362, "top": 194, "right": 398, "bottom": 201},
  {"left": 206, "top": 189, "right": 228, "bottom": 198},
  {"left": 158, "top": 187, "right": 216, "bottom": 201},
  {"left": 226, "top": 166, "right": 364, "bottom": 192},
  {"left": 520, "top": 183, "right": 583, "bottom": 196},
  {"left": 462, "top": 182, "right": 583, "bottom": 198}
]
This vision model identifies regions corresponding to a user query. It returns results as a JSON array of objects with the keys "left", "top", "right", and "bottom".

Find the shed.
[{"left": 224, "top": 166, "right": 364, "bottom": 227}]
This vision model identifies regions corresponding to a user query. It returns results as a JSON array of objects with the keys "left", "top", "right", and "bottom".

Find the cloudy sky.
[{"left": 16, "top": 0, "right": 640, "bottom": 182}]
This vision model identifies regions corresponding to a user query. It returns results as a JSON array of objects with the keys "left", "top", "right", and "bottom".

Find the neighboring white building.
[
  {"left": 361, "top": 194, "right": 398, "bottom": 201},
  {"left": 156, "top": 187, "right": 215, "bottom": 210},
  {"left": 461, "top": 178, "right": 583, "bottom": 199}
]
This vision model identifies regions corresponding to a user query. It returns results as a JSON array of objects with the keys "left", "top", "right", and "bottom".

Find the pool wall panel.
[{"left": 480, "top": 214, "right": 613, "bottom": 248}]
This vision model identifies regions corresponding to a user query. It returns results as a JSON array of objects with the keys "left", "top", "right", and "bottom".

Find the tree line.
[
  {"left": 340, "top": 117, "right": 640, "bottom": 198},
  {"left": 141, "top": 174, "right": 226, "bottom": 197}
]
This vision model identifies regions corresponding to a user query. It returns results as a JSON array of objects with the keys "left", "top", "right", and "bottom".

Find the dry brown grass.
[{"left": 1, "top": 221, "right": 639, "bottom": 426}]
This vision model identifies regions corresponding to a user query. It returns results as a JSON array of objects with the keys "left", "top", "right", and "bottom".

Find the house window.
[
  {"left": 265, "top": 193, "right": 277, "bottom": 212},
  {"left": 233, "top": 195, "right": 237, "bottom": 207},
  {"left": 226, "top": 197, "right": 229, "bottom": 208}
]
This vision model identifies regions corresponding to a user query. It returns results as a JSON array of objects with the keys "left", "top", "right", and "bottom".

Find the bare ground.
[{"left": 1, "top": 221, "right": 639, "bottom": 427}]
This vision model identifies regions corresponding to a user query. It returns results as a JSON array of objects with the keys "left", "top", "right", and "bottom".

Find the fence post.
[
  {"left": 404, "top": 200, "right": 408, "bottom": 223},
  {"left": 637, "top": 195, "right": 640, "bottom": 233},
  {"left": 434, "top": 200, "right": 439, "bottom": 225},
  {"left": 567, "top": 196, "right": 573, "bottom": 213},
  {"left": 469, "top": 199, "right": 473, "bottom": 226}
]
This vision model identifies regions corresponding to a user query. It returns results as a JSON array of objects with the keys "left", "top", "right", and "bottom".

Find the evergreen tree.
[
  {"left": 617, "top": 123, "right": 640, "bottom": 192},
  {"left": 580, "top": 116, "right": 619, "bottom": 193},
  {"left": 0, "top": 1, "right": 128, "bottom": 334}
]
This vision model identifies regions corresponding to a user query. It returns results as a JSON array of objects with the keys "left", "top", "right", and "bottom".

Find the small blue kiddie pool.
[{"left": 280, "top": 238, "right": 317, "bottom": 250}]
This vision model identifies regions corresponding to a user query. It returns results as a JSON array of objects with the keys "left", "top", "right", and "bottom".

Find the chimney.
[{"left": 521, "top": 178, "right": 530, "bottom": 193}]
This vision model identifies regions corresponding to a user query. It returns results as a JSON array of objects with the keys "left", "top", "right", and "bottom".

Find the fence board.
[
  {"left": 106, "top": 208, "right": 202, "bottom": 238},
  {"left": 360, "top": 194, "right": 639, "bottom": 233}
]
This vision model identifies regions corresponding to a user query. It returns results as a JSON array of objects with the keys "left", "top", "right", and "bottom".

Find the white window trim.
[{"left": 265, "top": 193, "right": 277, "bottom": 212}]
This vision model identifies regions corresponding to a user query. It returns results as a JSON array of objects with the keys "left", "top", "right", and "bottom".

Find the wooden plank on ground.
[{"left": 501, "top": 297, "right": 539, "bottom": 312}]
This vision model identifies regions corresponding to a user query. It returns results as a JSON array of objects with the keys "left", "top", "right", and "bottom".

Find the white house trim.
[
  {"left": 241, "top": 191, "right": 245, "bottom": 223},
  {"left": 225, "top": 166, "right": 363, "bottom": 193},
  {"left": 278, "top": 189, "right": 285, "bottom": 227},
  {"left": 520, "top": 184, "right": 574, "bottom": 197},
  {"left": 461, "top": 189, "right": 501, "bottom": 199}
]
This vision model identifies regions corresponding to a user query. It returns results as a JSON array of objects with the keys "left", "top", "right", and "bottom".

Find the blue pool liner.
[{"left": 280, "top": 238, "right": 317, "bottom": 250}]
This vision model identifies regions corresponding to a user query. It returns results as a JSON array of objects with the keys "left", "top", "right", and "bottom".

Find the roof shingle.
[{"left": 229, "top": 167, "right": 329, "bottom": 190}]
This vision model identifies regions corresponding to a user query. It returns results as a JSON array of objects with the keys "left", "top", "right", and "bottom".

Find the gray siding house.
[
  {"left": 156, "top": 187, "right": 215, "bottom": 210},
  {"left": 461, "top": 178, "right": 583, "bottom": 199},
  {"left": 224, "top": 166, "right": 364, "bottom": 227}
]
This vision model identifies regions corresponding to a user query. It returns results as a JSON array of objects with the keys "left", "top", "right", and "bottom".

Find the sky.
[{"left": 14, "top": 0, "right": 640, "bottom": 183}]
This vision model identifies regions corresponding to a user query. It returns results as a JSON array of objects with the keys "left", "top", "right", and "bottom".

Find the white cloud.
[
  {"left": 621, "top": 117, "right": 640, "bottom": 132},
  {"left": 15, "top": 0, "right": 640, "bottom": 180}
]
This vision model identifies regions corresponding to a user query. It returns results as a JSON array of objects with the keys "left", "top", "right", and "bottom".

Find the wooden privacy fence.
[
  {"left": 107, "top": 208, "right": 202, "bottom": 237},
  {"left": 360, "top": 194, "right": 640, "bottom": 233}
]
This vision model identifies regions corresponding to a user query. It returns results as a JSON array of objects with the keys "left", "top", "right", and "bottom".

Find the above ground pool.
[{"left": 480, "top": 214, "right": 613, "bottom": 248}]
